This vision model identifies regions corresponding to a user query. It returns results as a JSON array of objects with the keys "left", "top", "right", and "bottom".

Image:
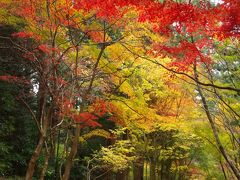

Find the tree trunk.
[
  {"left": 62, "top": 124, "right": 81, "bottom": 180},
  {"left": 25, "top": 134, "right": 45, "bottom": 180},
  {"left": 25, "top": 61, "right": 48, "bottom": 180},
  {"left": 145, "top": 161, "right": 148, "bottom": 180},
  {"left": 103, "top": 171, "right": 114, "bottom": 180},
  {"left": 116, "top": 169, "right": 128, "bottom": 180},
  {"left": 40, "top": 151, "right": 50, "bottom": 180},
  {"left": 150, "top": 161, "right": 156, "bottom": 180},
  {"left": 194, "top": 64, "right": 240, "bottom": 179},
  {"left": 133, "top": 159, "right": 144, "bottom": 180}
]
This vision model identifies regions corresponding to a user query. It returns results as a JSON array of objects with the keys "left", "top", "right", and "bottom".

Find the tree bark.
[
  {"left": 116, "top": 169, "right": 128, "bottom": 180},
  {"left": 25, "top": 134, "right": 45, "bottom": 180},
  {"left": 194, "top": 64, "right": 240, "bottom": 179},
  {"left": 150, "top": 161, "right": 156, "bottom": 180},
  {"left": 62, "top": 24, "right": 106, "bottom": 179},
  {"left": 133, "top": 159, "right": 144, "bottom": 180},
  {"left": 40, "top": 151, "right": 50, "bottom": 180},
  {"left": 62, "top": 124, "right": 81, "bottom": 180}
]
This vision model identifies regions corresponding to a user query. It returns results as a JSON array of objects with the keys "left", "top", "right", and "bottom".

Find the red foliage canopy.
[
  {"left": 72, "top": 0, "right": 239, "bottom": 70},
  {"left": 73, "top": 112, "right": 100, "bottom": 128}
]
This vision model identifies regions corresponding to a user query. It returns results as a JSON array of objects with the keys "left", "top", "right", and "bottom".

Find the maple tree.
[
  {"left": 112, "top": 0, "right": 240, "bottom": 178},
  {"left": 0, "top": 0, "right": 240, "bottom": 179}
]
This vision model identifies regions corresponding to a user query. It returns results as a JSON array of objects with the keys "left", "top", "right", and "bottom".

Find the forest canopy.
[{"left": 0, "top": 0, "right": 239, "bottom": 179}]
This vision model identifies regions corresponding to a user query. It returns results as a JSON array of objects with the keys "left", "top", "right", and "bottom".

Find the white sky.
[{"left": 210, "top": 0, "right": 224, "bottom": 5}]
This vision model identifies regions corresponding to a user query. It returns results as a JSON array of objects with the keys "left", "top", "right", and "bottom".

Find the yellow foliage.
[{"left": 79, "top": 129, "right": 111, "bottom": 143}]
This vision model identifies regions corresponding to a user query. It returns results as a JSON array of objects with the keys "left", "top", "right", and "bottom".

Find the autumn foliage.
[{"left": 0, "top": 0, "right": 240, "bottom": 179}]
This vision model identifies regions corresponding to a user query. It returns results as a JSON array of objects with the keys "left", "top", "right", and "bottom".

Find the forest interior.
[{"left": 0, "top": 0, "right": 239, "bottom": 179}]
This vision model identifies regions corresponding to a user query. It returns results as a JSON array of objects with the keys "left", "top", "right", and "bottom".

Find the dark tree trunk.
[
  {"left": 150, "top": 161, "right": 156, "bottom": 180},
  {"left": 133, "top": 159, "right": 144, "bottom": 180},
  {"left": 103, "top": 172, "right": 114, "bottom": 180},
  {"left": 116, "top": 169, "right": 128, "bottom": 180},
  {"left": 25, "top": 134, "right": 45, "bottom": 180},
  {"left": 62, "top": 125, "right": 81, "bottom": 180},
  {"left": 39, "top": 151, "right": 50, "bottom": 180}
]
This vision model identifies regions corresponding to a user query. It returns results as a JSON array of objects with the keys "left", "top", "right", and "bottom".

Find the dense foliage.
[{"left": 0, "top": 0, "right": 239, "bottom": 179}]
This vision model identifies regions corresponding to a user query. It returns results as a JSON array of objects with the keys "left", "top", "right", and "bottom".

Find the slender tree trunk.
[
  {"left": 145, "top": 161, "right": 148, "bottom": 180},
  {"left": 54, "top": 130, "right": 61, "bottom": 179},
  {"left": 133, "top": 159, "right": 144, "bottom": 180},
  {"left": 104, "top": 172, "right": 113, "bottom": 180},
  {"left": 160, "top": 162, "right": 163, "bottom": 180},
  {"left": 116, "top": 169, "right": 128, "bottom": 180},
  {"left": 62, "top": 124, "right": 81, "bottom": 180},
  {"left": 25, "top": 134, "right": 45, "bottom": 180},
  {"left": 40, "top": 151, "right": 50, "bottom": 180},
  {"left": 220, "top": 159, "right": 228, "bottom": 180},
  {"left": 62, "top": 24, "right": 106, "bottom": 179},
  {"left": 194, "top": 64, "right": 240, "bottom": 179},
  {"left": 25, "top": 44, "right": 50, "bottom": 179},
  {"left": 150, "top": 161, "right": 156, "bottom": 180}
]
